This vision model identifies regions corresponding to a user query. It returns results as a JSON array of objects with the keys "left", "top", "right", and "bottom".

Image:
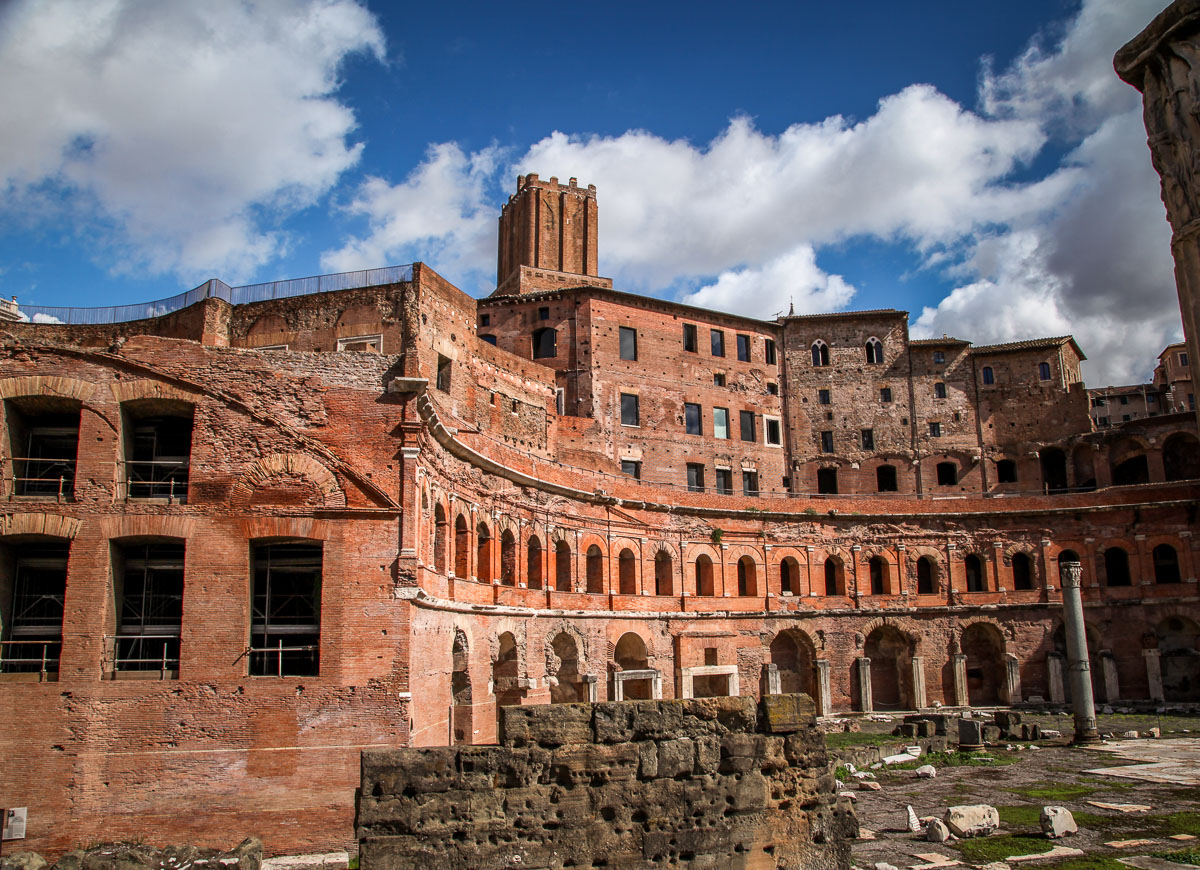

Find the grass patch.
[
  {"left": 823, "top": 731, "right": 903, "bottom": 749},
  {"left": 1138, "top": 811, "right": 1200, "bottom": 838},
  {"left": 348, "top": 858, "right": 360, "bottom": 870},
  {"left": 1010, "top": 782, "right": 1107, "bottom": 801},
  {"left": 1149, "top": 847, "right": 1200, "bottom": 865},
  {"left": 996, "top": 804, "right": 1042, "bottom": 827},
  {"left": 952, "top": 834, "right": 1053, "bottom": 863},
  {"left": 889, "top": 750, "right": 1021, "bottom": 770},
  {"left": 1038, "top": 858, "right": 1127, "bottom": 870}
]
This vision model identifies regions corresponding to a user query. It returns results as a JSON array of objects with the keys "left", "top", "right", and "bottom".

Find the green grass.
[
  {"left": 952, "top": 834, "right": 1053, "bottom": 863},
  {"left": 1009, "top": 782, "right": 1111, "bottom": 801},
  {"left": 1150, "top": 847, "right": 1200, "bottom": 865},
  {"left": 822, "top": 731, "right": 905, "bottom": 749},
  {"left": 348, "top": 857, "right": 360, "bottom": 870},
  {"left": 1038, "top": 858, "right": 1127, "bottom": 870},
  {"left": 888, "top": 750, "right": 1021, "bottom": 770},
  {"left": 1139, "top": 811, "right": 1200, "bottom": 838},
  {"left": 996, "top": 804, "right": 1042, "bottom": 827}
]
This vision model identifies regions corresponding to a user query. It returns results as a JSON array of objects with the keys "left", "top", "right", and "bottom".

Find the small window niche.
[
  {"left": 437, "top": 355, "right": 452, "bottom": 393},
  {"left": 122, "top": 400, "right": 193, "bottom": 502}
]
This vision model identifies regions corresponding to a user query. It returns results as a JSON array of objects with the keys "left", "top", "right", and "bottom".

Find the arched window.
[
  {"left": 1038, "top": 361, "right": 1052, "bottom": 381},
  {"left": 695, "top": 555, "right": 714, "bottom": 596},
  {"left": 936, "top": 461, "right": 958, "bottom": 486},
  {"left": 476, "top": 524, "right": 492, "bottom": 583},
  {"left": 964, "top": 554, "right": 985, "bottom": 592},
  {"left": 916, "top": 556, "right": 935, "bottom": 594},
  {"left": 780, "top": 557, "right": 799, "bottom": 595},
  {"left": 454, "top": 514, "right": 469, "bottom": 578},
  {"left": 1012, "top": 552, "right": 1033, "bottom": 590},
  {"left": 869, "top": 556, "right": 886, "bottom": 595},
  {"left": 1104, "top": 547, "right": 1131, "bottom": 587},
  {"left": 737, "top": 556, "right": 757, "bottom": 596},
  {"left": 982, "top": 366, "right": 994, "bottom": 385},
  {"left": 865, "top": 338, "right": 883, "bottom": 365},
  {"left": 1154, "top": 544, "right": 1181, "bottom": 584},
  {"left": 555, "top": 540, "right": 571, "bottom": 592},
  {"left": 877, "top": 464, "right": 898, "bottom": 492},
  {"left": 526, "top": 535, "right": 542, "bottom": 590},
  {"left": 586, "top": 545, "right": 604, "bottom": 594},
  {"left": 654, "top": 550, "right": 673, "bottom": 596},
  {"left": 433, "top": 504, "right": 448, "bottom": 572},
  {"left": 500, "top": 530, "right": 517, "bottom": 586},
  {"left": 532, "top": 327, "right": 556, "bottom": 359},
  {"left": 618, "top": 548, "right": 637, "bottom": 595},
  {"left": 811, "top": 340, "right": 830, "bottom": 367},
  {"left": 824, "top": 558, "right": 840, "bottom": 595}
]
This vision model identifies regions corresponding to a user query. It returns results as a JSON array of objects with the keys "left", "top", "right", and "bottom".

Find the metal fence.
[{"left": 15, "top": 265, "right": 415, "bottom": 325}]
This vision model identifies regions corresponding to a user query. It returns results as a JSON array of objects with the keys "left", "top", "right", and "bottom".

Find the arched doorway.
[
  {"left": 737, "top": 556, "right": 757, "bottom": 596},
  {"left": 433, "top": 504, "right": 448, "bottom": 572},
  {"left": 586, "top": 545, "right": 604, "bottom": 593},
  {"left": 824, "top": 557, "right": 843, "bottom": 595},
  {"left": 451, "top": 632, "right": 472, "bottom": 744},
  {"left": 868, "top": 556, "right": 886, "bottom": 595},
  {"left": 614, "top": 632, "right": 652, "bottom": 700},
  {"left": 476, "top": 524, "right": 492, "bottom": 583},
  {"left": 779, "top": 557, "right": 800, "bottom": 595},
  {"left": 548, "top": 632, "right": 585, "bottom": 704},
  {"left": 964, "top": 554, "right": 985, "bottom": 592},
  {"left": 916, "top": 556, "right": 937, "bottom": 594},
  {"left": 768, "top": 630, "right": 815, "bottom": 697},
  {"left": 454, "top": 515, "right": 469, "bottom": 578},
  {"left": 618, "top": 549, "right": 637, "bottom": 595},
  {"left": 1157, "top": 616, "right": 1200, "bottom": 702},
  {"left": 695, "top": 555, "right": 715, "bottom": 596},
  {"left": 961, "top": 623, "right": 1006, "bottom": 706},
  {"left": 1012, "top": 552, "right": 1034, "bottom": 590},
  {"left": 655, "top": 550, "right": 673, "bottom": 596},
  {"left": 492, "top": 632, "right": 524, "bottom": 729},
  {"left": 863, "top": 626, "right": 913, "bottom": 710},
  {"left": 500, "top": 530, "right": 517, "bottom": 586}
]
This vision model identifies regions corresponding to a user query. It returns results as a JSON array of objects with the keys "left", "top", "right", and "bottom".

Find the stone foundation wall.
[{"left": 356, "top": 694, "right": 854, "bottom": 869}]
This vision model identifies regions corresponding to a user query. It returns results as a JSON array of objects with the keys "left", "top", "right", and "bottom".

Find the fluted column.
[{"left": 1060, "top": 560, "right": 1100, "bottom": 744}]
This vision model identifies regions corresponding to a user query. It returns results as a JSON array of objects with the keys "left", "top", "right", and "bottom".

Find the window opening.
[
  {"left": 996, "top": 459, "right": 1018, "bottom": 483},
  {"left": 711, "top": 329, "right": 725, "bottom": 357},
  {"left": 740, "top": 410, "right": 756, "bottom": 442},
  {"left": 619, "top": 326, "right": 638, "bottom": 361},
  {"left": 818, "top": 389, "right": 830, "bottom": 405},
  {"left": 933, "top": 351, "right": 945, "bottom": 363},
  {"left": 811, "top": 341, "right": 830, "bottom": 366},
  {"left": 876, "top": 464, "right": 897, "bottom": 492},
  {"left": 538, "top": 306, "right": 550, "bottom": 320},
  {"left": 113, "top": 541, "right": 184, "bottom": 675},
  {"left": 934, "top": 382, "right": 947, "bottom": 399},
  {"left": 861, "top": 428, "right": 874, "bottom": 451},
  {"left": 1012, "top": 552, "right": 1033, "bottom": 590},
  {"left": 964, "top": 554, "right": 984, "bottom": 592},
  {"left": 532, "top": 327, "right": 556, "bottom": 359},
  {"left": 7, "top": 399, "right": 80, "bottom": 499},
  {"left": 683, "top": 323, "right": 697, "bottom": 352},
  {"left": 337, "top": 334, "right": 381, "bottom": 352},
  {"left": 982, "top": 366, "right": 994, "bottom": 385},
  {"left": 737, "top": 556, "right": 757, "bottom": 596},
  {"left": 929, "top": 422, "right": 942, "bottom": 437},
  {"left": 742, "top": 470, "right": 759, "bottom": 496},
  {"left": 715, "top": 468, "right": 732, "bottom": 495},
  {"left": 817, "top": 467, "right": 838, "bottom": 494},
  {"left": 767, "top": 382, "right": 778, "bottom": 396},
  {"left": 123, "top": 403, "right": 192, "bottom": 501},
  {"left": 820, "top": 431, "right": 834, "bottom": 453},
  {"left": 916, "top": 557, "right": 935, "bottom": 594},
  {"left": 880, "top": 387, "right": 893, "bottom": 403},
  {"left": 1, "top": 541, "right": 68, "bottom": 676},
  {"left": 824, "top": 558, "right": 839, "bottom": 595},
  {"left": 250, "top": 542, "right": 321, "bottom": 676},
  {"left": 936, "top": 461, "right": 957, "bottom": 485},
  {"left": 713, "top": 407, "right": 729, "bottom": 439},
  {"left": 480, "top": 334, "right": 497, "bottom": 346},
  {"left": 714, "top": 373, "right": 725, "bottom": 387},
  {"left": 620, "top": 393, "right": 639, "bottom": 427},
  {"left": 1154, "top": 544, "right": 1181, "bottom": 584},
  {"left": 1104, "top": 547, "right": 1131, "bottom": 587},
  {"left": 865, "top": 338, "right": 883, "bottom": 364},
  {"left": 436, "top": 355, "right": 452, "bottom": 393},
  {"left": 765, "top": 416, "right": 781, "bottom": 446},
  {"left": 869, "top": 557, "right": 885, "bottom": 594},
  {"left": 620, "top": 460, "right": 641, "bottom": 480},
  {"left": 479, "top": 313, "right": 490, "bottom": 327},
  {"left": 686, "top": 463, "right": 705, "bottom": 492},
  {"left": 684, "top": 403, "right": 702, "bottom": 435},
  {"left": 764, "top": 338, "right": 777, "bottom": 365},
  {"left": 736, "top": 334, "right": 751, "bottom": 362},
  {"left": 1038, "top": 362, "right": 1052, "bottom": 381}
]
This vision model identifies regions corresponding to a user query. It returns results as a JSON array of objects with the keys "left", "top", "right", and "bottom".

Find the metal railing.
[
  {"left": 6, "top": 458, "right": 75, "bottom": 500},
  {"left": 106, "top": 634, "right": 180, "bottom": 678},
  {"left": 247, "top": 639, "right": 319, "bottom": 678},
  {"left": 123, "top": 459, "right": 189, "bottom": 502},
  {"left": 16, "top": 265, "right": 414, "bottom": 325},
  {"left": 0, "top": 639, "right": 61, "bottom": 678}
]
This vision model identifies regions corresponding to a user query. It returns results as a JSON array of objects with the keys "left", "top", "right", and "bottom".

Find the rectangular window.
[
  {"left": 736, "top": 334, "right": 751, "bottom": 362},
  {"left": 1122, "top": 414, "right": 1131, "bottom": 422},
  {"left": 934, "top": 382, "right": 947, "bottom": 399},
  {"left": 620, "top": 460, "right": 641, "bottom": 480},
  {"left": 123, "top": 405, "right": 192, "bottom": 502},
  {"left": 0, "top": 541, "right": 68, "bottom": 675},
  {"left": 880, "top": 387, "right": 893, "bottom": 403},
  {"left": 715, "top": 468, "right": 733, "bottom": 495},
  {"left": 1119, "top": 395, "right": 1128, "bottom": 405},
  {"left": 711, "top": 329, "right": 725, "bottom": 357},
  {"left": 479, "top": 313, "right": 490, "bottom": 327},
  {"left": 767, "top": 382, "right": 778, "bottom": 396},
  {"left": 742, "top": 470, "right": 759, "bottom": 496},
  {"left": 818, "top": 389, "right": 831, "bottom": 405},
  {"left": 1038, "top": 362, "right": 1052, "bottom": 381},
  {"left": 1190, "top": 393, "right": 1195, "bottom": 411},
  {"left": 436, "top": 355, "right": 452, "bottom": 392},
  {"left": 933, "top": 351, "right": 945, "bottom": 363},
  {"left": 480, "top": 334, "right": 497, "bottom": 346},
  {"left": 1092, "top": 397, "right": 1106, "bottom": 407},
  {"left": 929, "top": 421, "right": 942, "bottom": 437},
  {"left": 686, "top": 463, "right": 705, "bottom": 492},
  {"left": 713, "top": 407, "right": 729, "bottom": 439},
  {"left": 620, "top": 393, "right": 640, "bottom": 426},
  {"left": 538, "top": 306, "right": 550, "bottom": 320},
  {"left": 250, "top": 542, "right": 321, "bottom": 677},
  {"left": 820, "top": 431, "right": 834, "bottom": 453},
  {"left": 1181, "top": 352, "right": 1190, "bottom": 366},
  {"left": 714, "top": 373, "right": 726, "bottom": 386},
  {"left": 112, "top": 541, "right": 184, "bottom": 676},
  {"left": 1098, "top": 416, "right": 1109, "bottom": 426},
  {"left": 7, "top": 399, "right": 80, "bottom": 499},
  {"left": 619, "top": 326, "right": 638, "bottom": 361},
  {"left": 765, "top": 416, "right": 782, "bottom": 446},
  {"left": 1148, "top": 394, "right": 1158, "bottom": 404},
  {"left": 683, "top": 323, "right": 697, "bottom": 352},
  {"left": 685, "top": 403, "right": 702, "bottom": 435},
  {"left": 764, "top": 338, "right": 777, "bottom": 365},
  {"left": 861, "top": 428, "right": 874, "bottom": 451},
  {"left": 337, "top": 334, "right": 382, "bottom": 352},
  {"left": 739, "top": 410, "right": 756, "bottom": 442},
  {"left": 555, "top": 388, "right": 565, "bottom": 415}
]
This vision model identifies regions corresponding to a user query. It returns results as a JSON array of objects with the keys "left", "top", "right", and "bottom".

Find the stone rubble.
[
  {"left": 943, "top": 805, "right": 999, "bottom": 838},
  {"left": 1039, "top": 806, "right": 1078, "bottom": 839}
]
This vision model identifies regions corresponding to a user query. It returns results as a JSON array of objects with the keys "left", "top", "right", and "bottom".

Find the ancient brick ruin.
[
  {"left": 357, "top": 695, "right": 853, "bottom": 869},
  {"left": 0, "top": 168, "right": 1196, "bottom": 858}
]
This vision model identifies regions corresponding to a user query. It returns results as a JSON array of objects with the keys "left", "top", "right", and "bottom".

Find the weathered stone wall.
[{"left": 357, "top": 695, "right": 854, "bottom": 870}]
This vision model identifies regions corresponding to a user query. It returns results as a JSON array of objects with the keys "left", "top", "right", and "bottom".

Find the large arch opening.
[
  {"left": 1157, "top": 616, "right": 1200, "bottom": 702},
  {"left": 1072, "top": 444, "right": 1096, "bottom": 491},
  {"left": 862, "top": 626, "right": 913, "bottom": 710},
  {"left": 492, "top": 632, "right": 525, "bottom": 723},
  {"left": 962, "top": 623, "right": 1006, "bottom": 706},
  {"left": 737, "top": 556, "right": 758, "bottom": 596},
  {"left": 618, "top": 548, "right": 637, "bottom": 595},
  {"left": 695, "top": 554, "right": 715, "bottom": 596},
  {"left": 614, "top": 632, "right": 652, "bottom": 700},
  {"left": 769, "top": 630, "right": 815, "bottom": 697},
  {"left": 1040, "top": 448, "right": 1068, "bottom": 493},
  {"left": 1103, "top": 547, "right": 1131, "bottom": 586},
  {"left": 548, "top": 631, "right": 585, "bottom": 704},
  {"left": 779, "top": 557, "right": 800, "bottom": 595},
  {"left": 454, "top": 514, "right": 469, "bottom": 578}
]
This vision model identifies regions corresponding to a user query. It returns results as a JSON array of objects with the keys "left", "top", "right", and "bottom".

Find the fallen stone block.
[
  {"left": 944, "top": 805, "right": 999, "bottom": 838},
  {"left": 858, "top": 780, "right": 882, "bottom": 791},
  {"left": 926, "top": 818, "right": 952, "bottom": 842},
  {"left": 1039, "top": 806, "right": 1077, "bottom": 839},
  {"left": 1087, "top": 801, "right": 1152, "bottom": 813},
  {"left": 907, "top": 805, "right": 923, "bottom": 833},
  {"left": 1008, "top": 845, "right": 1083, "bottom": 862},
  {"left": 1122, "top": 730, "right": 1140, "bottom": 738},
  {"left": 911, "top": 852, "right": 961, "bottom": 867},
  {"left": 915, "top": 764, "right": 936, "bottom": 778},
  {"left": 1039, "top": 729, "right": 1061, "bottom": 739},
  {"left": 1105, "top": 839, "right": 1160, "bottom": 848},
  {"left": 882, "top": 753, "right": 918, "bottom": 765},
  {"left": 1145, "top": 727, "right": 1161, "bottom": 739}
]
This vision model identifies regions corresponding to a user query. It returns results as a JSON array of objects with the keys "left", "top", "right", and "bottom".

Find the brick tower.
[{"left": 494, "top": 174, "right": 608, "bottom": 296}]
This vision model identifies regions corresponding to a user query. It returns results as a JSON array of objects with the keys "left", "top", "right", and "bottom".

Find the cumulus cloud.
[
  {"left": 680, "top": 245, "right": 856, "bottom": 320},
  {"left": 0, "top": 0, "right": 384, "bottom": 281}
]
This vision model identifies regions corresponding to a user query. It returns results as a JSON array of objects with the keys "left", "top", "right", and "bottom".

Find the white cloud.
[
  {"left": 0, "top": 0, "right": 384, "bottom": 281},
  {"left": 680, "top": 245, "right": 855, "bottom": 319}
]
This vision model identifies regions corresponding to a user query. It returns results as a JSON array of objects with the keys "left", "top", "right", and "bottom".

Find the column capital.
[{"left": 1059, "top": 560, "right": 1083, "bottom": 589}]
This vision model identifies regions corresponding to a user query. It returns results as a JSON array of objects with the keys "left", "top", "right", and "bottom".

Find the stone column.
[
  {"left": 583, "top": 674, "right": 599, "bottom": 703},
  {"left": 1004, "top": 653, "right": 1023, "bottom": 705},
  {"left": 952, "top": 654, "right": 969, "bottom": 707},
  {"left": 1144, "top": 648, "right": 1165, "bottom": 702},
  {"left": 1117, "top": 4, "right": 1200, "bottom": 431},
  {"left": 1060, "top": 560, "right": 1100, "bottom": 743},
  {"left": 856, "top": 656, "right": 873, "bottom": 713},
  {"left": 910, "top": 656, "right": 927, "bottom": 710},
  {"left": 764, "top": 663, "right": 781, "bottom": 696},
  {"left": 815, "top": 658, "right": 832, "bottom": 717},
  {"left": 1047, "top": 653, "right": 1066, "bottom": 704},
  {"left": 1101, "top": 650, "right": 1121, "bottom": 702}
]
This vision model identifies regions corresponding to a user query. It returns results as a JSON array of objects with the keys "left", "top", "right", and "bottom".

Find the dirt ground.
[{"left": 836, "top": 712, "right": 1200, "bottom": 869}]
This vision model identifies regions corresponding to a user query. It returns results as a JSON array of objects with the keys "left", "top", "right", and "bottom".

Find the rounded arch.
[
  {"left": 653, "top": 548, "right": 673, "bottom": 596},
  {"left": 476, "top": 522, "right": 493, "bottom": 583},
  {"left": 778, "top": 555, "right": 801, "bottom": 595},
  {"left": 1163, "top": 431, "right": 1200, "bottom": 481},
  {"left": 906, "top": 546, "right": 943, "bottom": 596},
  {"left": 453, "top": 513, "right": 470, "bottom": 578},
  {"left": 1039, "top": 446, "right": 1068, "bottom": 493},
  {"left": 811, "top": 339, "right": 830, "bottom": 366},
  {"left": 553, "top": 538, "right": 572, "bottom": 592},
  {"left": 768, "top": 628, "right": 816, "bottom": 697},
  {"left": 1153, "top": 543, "right": 1182, "bottom": 584},
  {"left": 862, "top": 624, "right": 916, "bottom": 710},
  {"left": 1100, "top": 542, "right": 1133, "bottom": 587},
  {"left": 525, "top": 533, "right": 543, "bottom": 590},
  {"left": 736, "top": 555, "right": 758, "bottom": 597},
  {"left": 230, "top": 453, "right": 345, "bottom": 508},
  {"left": 546, "top": 628, "right": 586, "bottom": 704},
  {"left": 864, "top": 336, "right": 884, "bottom": 365},
  {"left": 492, "top": 630, "right": 525, "bottom": 711},
  {"left": 108, "top": 379, "right": 200, "bottom": 405},
  {"left": 0, "top": 512, "right": 82, "bottom": 540},
  {"left": 963, "top": 552, "right": 987, "bottom": 592},
  {"left": 613, "top": 631, "right": 650, "bottom": 670},
  {"left": 821, "top": 553, "right": 846, "bottom": 596},
  {"left": 693, "top": 552, "right": 715, "bottom": 597},
  {"left": 584, "top": 543, "right": 605, "bottom": 594},
  {"left": 0, "top": 376, "right": 96, "bottom": 404},
  {"left": 617, "top": 548, "right": 637, "bottom": 595},
  {"left": 499, "top": 529, "right": 517, "bottom": 586},
  {"left": 1110, "top": 436, "right": 1151, "bottom": 486}
]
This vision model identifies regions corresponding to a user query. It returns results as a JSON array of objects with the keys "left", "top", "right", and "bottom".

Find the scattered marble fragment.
[
  {"left": 944, "top": 805, "right": 999, "bottom": 838},
  {"left": 837, "top": 791, "right": 858, "bottom": 802},
  {"left": 1040, "top": 806, "right": 1077, "bottom": 839},
  {"left": 925, "top": 818, "right": 952, "bottom": 843},
  {"left": 1040, "top": 729, "right": 1061, "bottom": 739},
  {"left": 1008, "top": 845, "right": 1083, "bottom": 862},
  {"left": 859, "top": 780, "right": 882, "bottom": 791},
  {"left": 872, "top": 862, "right": 897, "bottom": 870},
  {"left": 1170, "top": 834, "right": 1198, "bottom": 841},
  {"left": 914, "top": 764, "right": 936, "bottom": 778},
  {"left": 1087, "top": 801, "right": 1152, "bottom": 812},
  {"left": 852, "top": 771, "right": 876, "bottom": 780},
  {"left": 1104, "top": 839, "right": 1159, "bottom": 848},
  {"left": 883, "top": 753, "right": 919, "bottom": 765},
  {"left": 906, "top": 745, "right": 922, "bottom": 755},
  {"left": 907, "top": 805, "right": 923, "bottom": 833},
  {"left": 1123, "top": 730, "right": 1140, "bottom": 738},
  {"left": 1145, "top": 727, "right": 1161, "bottom": 738},
  {"left": 909, "top": 854, "right": 960, "bottom": 868}
]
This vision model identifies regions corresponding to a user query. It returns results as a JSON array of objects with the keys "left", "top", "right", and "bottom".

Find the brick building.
[{"left": 1, "top": 175, "right": 1198, "bottom": 857}]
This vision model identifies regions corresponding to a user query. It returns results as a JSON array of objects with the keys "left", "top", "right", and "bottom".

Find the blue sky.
[{"left": 0, "top": 0, "right": 1179, "bottom": 384}]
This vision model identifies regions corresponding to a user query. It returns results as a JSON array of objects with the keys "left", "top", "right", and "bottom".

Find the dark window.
[
  {"left": 767, "top": 382, "right": 778, "bottom": 396},
  {"left": 818, "top": 389, "right": 831, "bottom": 405},
  {"left": 1012, "top": 552, "right": 1033, "bottom": 590},
  {"left": 250, "top": 542, "right": 321, "bottom": 677},
  {"left": 964, "top": 554, "right": 984, "bottom": 592},
  {"left": 123, "top": 404, "right": 192, "bottom": 501},
  {"left": 1092, "top": 396, "right": 1106, "bottom": 407},
  {"left": 740, "top": 410, "right": 756, "bottom": 442},
  {"left": 436, "top": 355, "right": 451, "bottom": 392},
  {"left": 479, "top": 334, "right": 497, "bottom": 346},
  {"left": 715, "top": 468, "right": 733, "bottom": 495},
  {"left": 1181, "top": 352, "right": 1189, "bottom": 366},
  {"left": 917, "top": 557, "right": 935, "bottom": 594},
  {"left": 996, "top": 459, "right": 1018, "bottom": 483},
  {"left": 686, "top": 463, "right": 705, "bottom": 492},
  {"left": 479, "top": 313, "right": 490, "bottom": 327},
  {"left": 1038, "top": 362, "right": 1052, "bottom": 381},
  {"left": 736, "top": 334, "right": 751, "bottom": 362},
  {"left": 765, "top": 417, "right": 781, "bottom": 445},
  {"left": 933, "top": 351, "right": 945, "bottom": 363},
  {"left": 555, "top": 388, "right": 564, "bottom": 415},
  {"left": 619, "top": 326, "right": 638, "bottom": 361},
  {"left": 113, "top": 541, "right": 184, "bottom": 674},
  {"left": 714, "top": 373, "right": 725, "bottom": 386},
  {"left": 620, "top": 393, "right": 639, "bottom": 426},
  {"left": 683, "top": 323, "right": 698, "bottom": 352},
  {"left": 865, "top": 338, "right": 883, "bottom": 364},
  {"left": 817, "top": 467, "right": 838, "bottom": 494},
  {"left": 1154, "top": 544, "right": 1181, "bottom": 584},
  {"left": 711, "top": 329, "right": 725, "bottom": 357},
  {"left": 934, "top": 382, "right": 947, "bottom": 399},
  {"left": 532, "top": 327, "right": 556, "bottom": 359},
  {"left": 820, "top": 431, "right": 834, "bottom": 453},
  {"left": 1, "top": 541, "right": 68, "bottom": 675},
  {"left": 811, "top": 341, "right": 829, "bottom": 366},
  {"left": 982, "top": 366, "right": 994, "bottom": 385},
  {"left": 880, "top": 387, "right": 893, "bottom": 403},
  {"left": 620, "top": 460, "right": 641, "bottom": 480},
  {"left": 929, "top": 422, "right": 941, "bottom": 437},
  {"left": 7, "top": 400, "right": 80, "bottom": 498},
  {"left": 824, "top": 558, "right": 839, "bottom": 595},
  {"left": 1104, "top": 547, "right": 1131, "bottom": 586},
  {"left": 764, "top": 338, "right": 777, "bottom": 365},
  {"left": 869, "top": 557, "right": 885, "bottom": 595},
  {"left": 742, "top": 470, "right": 759, "bottom": 496},
  {"left": 861, "top": 428, "right": 874, "bottom": 451},
  {"left": 684, "top": 403, "right": 702, "bottom": 435},
  {"left": 936, "top": 461, "right": 957, "bottom": 485},
  {"left": 779, "top": 558, "right": 795, "bottom": 594},
  {"left": 538, "top": 306, "right": 550, "bottom": 320},
  {"left": 713, "top": 407, "right": 729, "bottom": 439},
  {"left": 876, "top": 464, "right": 897, "bottom": 492}
]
